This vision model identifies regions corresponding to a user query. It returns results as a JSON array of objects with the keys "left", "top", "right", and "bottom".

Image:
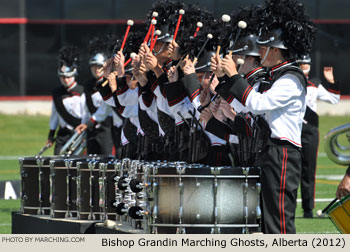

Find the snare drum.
[
  {"left": 76, "top": 160, "right": 102, "bottom": 220},
  {"left": 144, "top": 162, "right": 261, "bottom": 234},
  {"left": 19, "top": 156, "right": 60, "bottom": 215},
  {"left": 50, "top": 158, "right": 81, "bottom": 218},
  {"left": 326, "top": 194, "right": 350, "bottom": 234}
]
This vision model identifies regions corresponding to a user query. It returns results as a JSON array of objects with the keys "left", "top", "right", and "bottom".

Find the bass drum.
[{"left": 145, "top": 162, "right": 261, "bottom": 234}]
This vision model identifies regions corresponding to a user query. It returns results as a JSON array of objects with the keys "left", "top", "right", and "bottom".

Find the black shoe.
[{"left": 303, "top": 210, "right": 313, "bottom": 218}]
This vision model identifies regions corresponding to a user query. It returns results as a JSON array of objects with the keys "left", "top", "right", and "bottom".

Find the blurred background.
[{"left": 0, "top": 0, "right": 349, "bottom": 96}]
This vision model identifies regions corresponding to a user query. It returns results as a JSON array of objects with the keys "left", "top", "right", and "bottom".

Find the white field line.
[
  {"left": 0, "top": 156, "right": 23, "bottom": 160},
  {"left": 297, "top": 198, "right": 334, "bottom": 203}
]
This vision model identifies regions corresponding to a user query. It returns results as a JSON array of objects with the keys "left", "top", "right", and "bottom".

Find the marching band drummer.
[
  {"left": 46, "top": 46, "right": 85, "bottom": 155},
  {"left": 75, "top": 36, "right": 115, "bottom": 155},
  {"left": 203, "top": 5, "right": 267, "bottom": 165},
  {"left": 297, "top": 55, "right": 341, "bottom": 218},
  {"left": 97, "top": 41, "right": 142, "bottom": 160},
  {"left": 212, "top": 0, "right": 316, "bottom": 233}
]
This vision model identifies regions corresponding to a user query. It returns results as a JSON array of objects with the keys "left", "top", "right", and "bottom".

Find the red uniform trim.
[
  {"left": 116, "top": 86, "right": 129, "bottom": 95},
  {"left": 328, "top": 88, "right": 340, "bottom": 94},
  {"left": 245, "top": 67, "right": 263, "bottom": 79},
  {"left": 282, "top": 148, "right": 288, "bottom": 234},
  {"left": 241, "top": 86, "right": 252, "bottom": 105},
  {"left": 102, "top": 93, "right": 112, "bottom": 101},
  {"left": 307, "top": 80, "right": 317, "bottom": 87},
  {"left": 150, "top": 80, "right": 158, "bottom": 92},
  {"left": 168, "top": 94, "right": 185, "bottom": 107},
  {"left": 226, "top": 95, "right": 234, "bottom": 104},
  {"left": 190, "top": 89, "right": 200, "bottom": 102},
  {"left": 90, "top": 117, "right": 96, "bottom": 124},
  {"left": 279, "top": 148, "right": 286, "bottom": 234}
]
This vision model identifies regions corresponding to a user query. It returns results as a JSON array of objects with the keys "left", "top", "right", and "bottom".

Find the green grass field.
[{"left": 0, "top": 114, "right": 349, "bottom": 234}]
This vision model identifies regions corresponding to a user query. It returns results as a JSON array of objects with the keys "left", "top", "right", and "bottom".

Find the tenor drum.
[
  {"left": 144, "top": 162, "right": 261, "bottom": 234},
  {"left": 326, "top": 194, "right": 350, "bottom": 234}
]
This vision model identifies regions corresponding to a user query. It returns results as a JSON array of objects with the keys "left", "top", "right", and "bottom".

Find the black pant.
[
  {"left": 112, "top": 126, "right": 122, "bottom": 158},
  {"left": 301, "top": 123, "right": 319, "bottom": 211},
  {"left": 198, "top": 145, "right": 231, "bottom": 167},
  {"left": 54, "top": 127, "right": 75, "bottom": 155},
  {"left": 259, "top": 140, "right": 302, "bottom": 234},
  {"left": 86, "top": 116, "right": 114, "bottom": 155}
]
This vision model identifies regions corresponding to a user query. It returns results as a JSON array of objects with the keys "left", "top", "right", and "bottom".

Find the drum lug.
[
  {"left": 256, "top": 205, "right": 262, "bottom": 219},
  {"left": 244, "top": 206, "right": 249, "bottom": 219},
  {"left": 242, "top": 167, "right": 250, "bottom": 176},
  {"left": 122, "top": 158, "right": 131, "bottom": 171},
  {"left": 211, "top": 227, "right": 221, "bottom": 234},
  {"left": 256, "top": 183, "right": 262, "bottom": 220},
  {"left": 152, "top": 227, "right": 158, "bottom": 234},
  {"left": 179, "top": 206, "right": 183, "bottom": 219},
  {"left": 243, "top": 182, "right": 249, "bottom": 194},
  {"left": 196, "top": 213, "right": 200, "bottom": 220},
  {"left": 242, "top": 227, "right": 249, "bottom": 234},
  {"left": 211, "top": 167, "right": 221, "bottom": 175},
  {"left": 152, "top": 205, "right": 158, "bottom": 219},
  {"left": 176, "top": 227, "right": 186, "bottom": 234},
  {"left": 21, "top": 171, "right": 27, "bottom": 178},
  {"left": 176, "top": 167, "right": 186, "bottom": 175}
]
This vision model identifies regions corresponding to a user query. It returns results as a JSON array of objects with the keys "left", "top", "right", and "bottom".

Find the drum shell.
[
  {"left": 148, "top": 166, "right": 261, "bottom": 233},
  {"left": 20, "top": 157, "right": 53, "bottom": 215},
  {"left": 77, "top": 161, "right": 101, "bottom": 220},
  {"left": 50, "top": 159, "right": 80, "bottom": 218},
  {"left": 326, "top": 194, "right": 350, "bottom": 234}
]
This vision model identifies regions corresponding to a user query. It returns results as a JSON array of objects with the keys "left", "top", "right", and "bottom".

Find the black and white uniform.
[
  {"left": 85, "top": 100, "right": 124, "bottom": 156},
  {"left": 145, "top": 71, "right": 179, "bottom": 161},
  {"left": 216, "top": 61, "right": 307, "bottom": 234},
  {"left": 98, "top": 79, "right": 142, "bottom": 159},
  {"left": 49, "top": 83, "right": 85, "bottom": 155},
  {"left": 166, "top": 72, "right": 231, "bottom": 166},
  {"left": 300, "top": 77, "right": 340, "bottom": 213},
  {"left": 82, "top": 77, "right": 114, "bottom": 154}
]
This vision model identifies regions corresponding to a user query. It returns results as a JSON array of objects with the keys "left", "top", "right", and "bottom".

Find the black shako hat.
[
  {"left": 57, "top": 46, "right": 79, "bottom": 77},
  {"left": 256, "top": 0, "right": 316, "bottom": 58}
]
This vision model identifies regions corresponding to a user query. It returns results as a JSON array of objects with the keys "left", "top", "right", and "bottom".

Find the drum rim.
[{"left": 326, "top": 194, "right": 350, "bottom": 213}]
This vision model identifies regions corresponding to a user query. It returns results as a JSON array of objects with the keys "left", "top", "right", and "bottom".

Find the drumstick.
[
  {"left": 316, "top": 198, "right": 338, "bottom": 217},
  {"left": 237, "top": 58, "right": 245, "bottom": 65},
  {"left": 124, "top": 58, "right": 132, "bottom": 67},
  {"left": 120, "top": 20, "right": 134, "bottom": 51},
  {"left": 101, "top": 53, "right": 137, "bottom": 87},
  {"left": 216, "top": 14, "right": 231, "bottom": 55},
  {"left": 228, "top": 20, "right": 247, "bottom": 56},
  {"left": 143, "top": 12, "right": 158, "bottom": 43},
  {"left": 193, "top": 33, "right": 213, "bottom": 66},
  {"left": 150, "top": 30, "right": 161, "bottom": 51},
  {"left": 150, "top": 20, "right": 157, "bottom": 45},
  {"left": 193, "top": 21, "right": 203, "bottom": 37},
  {"left": 173, "top": 9, "right": 185, "bottom": 41}
]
